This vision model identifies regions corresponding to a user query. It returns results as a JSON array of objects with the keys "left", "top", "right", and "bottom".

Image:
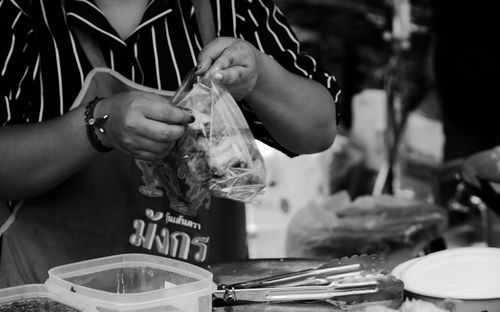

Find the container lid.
[
  {"left": 45, "top": 253, "right": 216, "bottom": 309},
  {"left": 0, "top": 284, "right": 97, "bottom": 311}
]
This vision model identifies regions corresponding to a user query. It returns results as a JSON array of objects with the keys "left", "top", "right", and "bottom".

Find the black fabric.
[
  {"left": 432, "top": 0, "right": 500, "bottom": 160},
  {"left": 207, "top": 198, "right": 248, "bottom": 262}
]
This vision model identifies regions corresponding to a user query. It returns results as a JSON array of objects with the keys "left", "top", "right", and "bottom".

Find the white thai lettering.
[
  {"left": 155, "top": 227, "right": 169, "bottom": 255},
  {"left": 129, "top": 219, "right": 146, "bottom": 247},
  {"left": 192, "top": 236, "right": 210, "bottom": 262},
  {"left": 194, "top": 222, "right": 201, "bottom": 230},
  {"left": 145, "top": 208, "right": 164, "bottom": 221},
  {"left": 130, "top": 213, "right": 208, "bottom": 262},
  {"left": 143, "top": 222, "right": 157, "bottom": 250},
  {"left": 169, "top": 231, "right": 191, "bottom": 260}
]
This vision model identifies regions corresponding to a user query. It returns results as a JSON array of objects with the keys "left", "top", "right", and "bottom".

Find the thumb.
[{"left": 196, "top": 37, "right": 232, "bottom": 75}]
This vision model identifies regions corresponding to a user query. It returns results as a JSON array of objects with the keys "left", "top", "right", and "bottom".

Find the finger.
[
  {"left": 137, "top": 142, "right": 175, "bottom": 160},
  {"left": 209, "top": 48, "right": 241, "bottom": 75},
  {"left": 129, "top": 151, "right": 158, "bottom": 161},
  {"left": 212, "top": 66, "right": 249, "bottom": 84},
  {"left": 209, "top": 41, "right": 255, "bottom": 73},
  {"left": 139, "top": 120, "right": 187, "bottom": 143},
  {"left": 462, "top": 169, "right": 481, "bottom": 188},
  {"left": 136, "top": 92, "right": 173, "bottom": 108},
  {"left": 131, "top": 150, "right": 168, "bottom": 161},
  {"left": 196, "top": 37, "right": 235, "bottom": 75},
  {"left": 142, "top": 101, "right": 194, "bottom": 124},
  {"left": 124, "top": 136, "right": 176, "bottom": 160},
  {"left": 141, "top": 92, "right": 171, "bottom": 103}
]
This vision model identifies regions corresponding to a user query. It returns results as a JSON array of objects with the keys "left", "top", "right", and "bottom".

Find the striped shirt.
[{"left": 0, "top": 0, "right": 340, "bottom": 154}]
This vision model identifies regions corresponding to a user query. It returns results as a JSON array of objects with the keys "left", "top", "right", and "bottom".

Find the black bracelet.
[{"left": 84, "top": 97, "right": 112, "bottom": 153}]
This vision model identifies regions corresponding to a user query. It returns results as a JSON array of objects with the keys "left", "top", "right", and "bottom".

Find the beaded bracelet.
[{"left": 84, "top": 97, "right": 112, "bottom": 153}]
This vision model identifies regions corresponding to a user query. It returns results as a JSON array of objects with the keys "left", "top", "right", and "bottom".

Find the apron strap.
[
  {"left": 192, "top": 0, "right": 216, "bottom": 45},
  {"left": 0, "top": 201, "right": 24, "bottom": 236},
  {"left": 72, "top": 26, "right": 108, "bottom": 68}
]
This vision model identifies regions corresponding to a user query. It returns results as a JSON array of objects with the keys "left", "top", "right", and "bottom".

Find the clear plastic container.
[
  {"left": 45, "top": 254, "right": 216, "bottom": 312},
  {"left": 0, "top": 284, "right": 97, "bottom": 312}
]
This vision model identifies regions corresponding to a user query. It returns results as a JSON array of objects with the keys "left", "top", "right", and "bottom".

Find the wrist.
[
  {"left": 247, "top": 51, "right": 274, "bottom": 103},
  {"left": 253, "top": 50, "right": 268, "bottom": 91},
  {"left": 92, "top": 97, "right": 113, "bottom": 147},
  {"left": 84, "top": 97, "right": 113, "bottom": 153}
]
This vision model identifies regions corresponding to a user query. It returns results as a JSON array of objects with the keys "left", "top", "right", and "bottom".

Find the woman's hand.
[
  {"left": 196, "top": 37, "right": 336, "bottom": 155},
  {"left": 196, "top": 37, "right": 262, "bottom": 101},
  {"left": 95, "top": 91, "right": 193, "bottom": 160},
  {"left": 461, "top": 147, "right": 500, "bottom": 189}
]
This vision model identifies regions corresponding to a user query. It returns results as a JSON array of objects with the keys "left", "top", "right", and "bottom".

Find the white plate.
[
  {"left": 392, "top": 247, "right": 500, "bottom": 300},
  {"left": 391, "top": 257, "right": 418, "bottom": 279}
]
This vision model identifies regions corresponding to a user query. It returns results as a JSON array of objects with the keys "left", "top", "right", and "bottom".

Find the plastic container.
[
  {"left": 0, "top": 284, "right": 97, "bottom": 311},
  {"left": 45, "top": 254, "right": 217, "bottom": 312}
]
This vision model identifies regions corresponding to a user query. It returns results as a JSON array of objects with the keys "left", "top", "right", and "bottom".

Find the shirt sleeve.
[
  {"left": 235, "top": 0, "right": 341, "bottom": 157},
  {"left": 0, "top": 0, "right": 37, "bottom": 126}
]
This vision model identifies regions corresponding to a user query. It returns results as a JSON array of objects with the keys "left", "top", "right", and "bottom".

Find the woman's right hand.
[{"left": 94, "top": 91, "right": 194, "bottom": 160}]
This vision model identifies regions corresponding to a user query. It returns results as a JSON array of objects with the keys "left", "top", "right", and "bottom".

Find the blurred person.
[
  {"left": 431, "top": 0, "right": 500, "bottom": 210},
  {"left": 0, "top": 0, "right": 340, "bottom": 287},
  {"left": 432, "top": 0, "right": 500, "bottom": 161}
]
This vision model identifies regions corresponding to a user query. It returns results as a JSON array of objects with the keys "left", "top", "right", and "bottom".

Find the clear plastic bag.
[{"left": 172, "top": 74, "right": 267, "bottom": 203}]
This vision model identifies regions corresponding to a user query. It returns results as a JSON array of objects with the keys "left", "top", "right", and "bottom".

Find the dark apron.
[{"left": 0, "top": 69, "right": 247, "bottom": 288}]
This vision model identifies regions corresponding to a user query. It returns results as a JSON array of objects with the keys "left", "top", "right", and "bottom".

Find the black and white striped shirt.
[{"left": 0, "top": 0, "right": 340, "bottom": 154}]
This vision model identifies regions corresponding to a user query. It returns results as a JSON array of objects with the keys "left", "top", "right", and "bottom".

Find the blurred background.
[{"left": 246, "top": 0, "right": 500, "bottom": 265}]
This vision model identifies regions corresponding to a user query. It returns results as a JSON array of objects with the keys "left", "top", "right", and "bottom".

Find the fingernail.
[
  {"left": 213, "top": 72, "right": 223, "bottom": 81},
  {"left": 188, "top": 115, "right": 195, "bottom": 123}
]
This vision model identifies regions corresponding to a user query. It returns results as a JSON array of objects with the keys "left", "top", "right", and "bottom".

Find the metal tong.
[
  {"left": 214, "top": 256, "right": 388, "bottom": 304},
  {"left": 213, "top": 279, "right": 379, "bottom": 303},
  {"left": 225, "top": 263, "right": 364, "bottom": 289},
  {"left": 171, "top": 66, "right": 198, "bottom": 105}
]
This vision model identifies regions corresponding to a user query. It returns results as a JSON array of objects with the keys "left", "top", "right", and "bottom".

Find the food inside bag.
[{"left": 173, "top": 74, "right": 267, "bottom": 203}]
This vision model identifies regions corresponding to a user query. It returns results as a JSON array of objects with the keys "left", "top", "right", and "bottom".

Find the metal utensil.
[
  {"left": 223, "top": 254, "right": 385, "bottom": 290},
  {"left": 213, "top": 280, "right": 379, "bottom": 304},
  {"left": 280, "top": 270, "right": 369, "bottom": 287},
  {"left": 225, "top": 264, "right": 362, "bottom": 290},
  {"left": 171, "top": 66, "right": 198, "bottom": 105}
]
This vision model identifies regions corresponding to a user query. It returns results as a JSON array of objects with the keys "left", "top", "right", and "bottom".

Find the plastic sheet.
[{"left": 286, "top": 192, "right": 448, "bottom": 270}]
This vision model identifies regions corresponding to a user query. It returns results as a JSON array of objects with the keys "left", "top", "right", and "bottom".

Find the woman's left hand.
[{"left": 196, "top": 37, "right": 262, "bottom": 101}]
